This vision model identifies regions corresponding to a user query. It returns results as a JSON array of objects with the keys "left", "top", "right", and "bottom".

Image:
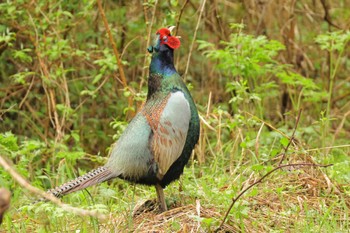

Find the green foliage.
[
  {"left": 315, "top": 30, "right": 350, "bottom": 52},
  {"left": 0, "top": 131, "right": 19, "bottom": 153},
  {"left": 198, "top": 24, "right": 321, "bottom": 117},
  {"left": 315, "top": 30, "right": 350, "bottom": 135}
]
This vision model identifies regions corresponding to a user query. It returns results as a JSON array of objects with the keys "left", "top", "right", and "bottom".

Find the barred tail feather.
[{"left": 48, "top": 166, "right": 116, "bottom": 197}]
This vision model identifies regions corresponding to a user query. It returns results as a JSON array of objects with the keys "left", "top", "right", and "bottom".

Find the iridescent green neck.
[
  {"left": 147, "top": 45, "right": 179, "bottom": 99},
  {"left": 149, "top": 46, "right": 177, "bottom": 77}
]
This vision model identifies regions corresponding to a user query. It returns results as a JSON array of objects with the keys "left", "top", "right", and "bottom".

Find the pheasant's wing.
[
  {"left": 143, "top": 91, "right": 191, "bottom": 177},
  {"left": 107, "top": 113, "right": 153, "bottom": 180}
]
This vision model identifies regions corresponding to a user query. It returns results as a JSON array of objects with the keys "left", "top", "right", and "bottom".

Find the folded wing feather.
[{"left": 151, "top": 91, "right": 191, "bottom": 176}]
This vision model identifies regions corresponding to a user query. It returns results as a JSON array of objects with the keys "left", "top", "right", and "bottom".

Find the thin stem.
[
  {"left": 97, "top": 0, "right": 127, "bottom": 88},
  {"left": 278, "top": 109, "right": 302, "bottom": 166},
  {"left": 218, "top": 163, "right": 333, "bottom": 230},
  {"left": 184, "top": 0, "right": 207, "bottom": 81},
  {"left": 306, "top": 144, "right": 350, "bottom": 152},
  {"left": 97, "top": 0, "right": 134, "bottom": 116},
  {"left": 0, "top": 155, "right": 108, "bottom": 220},
  {"left": 140, "top": 0, "right": 158, "bottom": 91},
  {"left": 174, "top": 0, "right": 189, "bottom": 35},
  {"left": 325, "top": 40, "right": 333, "bottom": 140}
]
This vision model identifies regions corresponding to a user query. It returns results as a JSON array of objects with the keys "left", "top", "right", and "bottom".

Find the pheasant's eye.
[{"left": 162, "top": 35, "right": 168, "bottom": 41}]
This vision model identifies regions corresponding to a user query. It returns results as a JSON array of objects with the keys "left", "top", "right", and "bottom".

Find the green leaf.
[
  {"left": 10, "top": 71, "right": 35, "bottom": 84},
  {"left": 251, "top": 164, "right": 264, "bottom": 172},
  {"left": 56, "top": 151, "right": 85, "bottom": 161},
  {"left": 92, "top": 74, "right": 103, "bottom": 84},
  {"left": 249, "top": 187, "right": 258, "bottom": 197},
  {"left": 280, "top": 137, "right": 289, "bottom": 147},
  {"left": 12, "top": 49, "right": 32, "bottom": 63},
  {"left": 0, "top": 132, "right": 19, "bottom": 152},
  {"left": 240, "top": 141, "right": 247, "bottom": 148},
  {"left": 71, "top": 132, "right": 80, "bottom": 143},
  {"left": 170, "top": 0, "right": 178, "bottom": 7}
]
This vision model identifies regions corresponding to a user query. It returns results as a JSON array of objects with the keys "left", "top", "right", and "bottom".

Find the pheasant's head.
[{"left": 147, "top": 26, "right": 181, "bottom": 53}]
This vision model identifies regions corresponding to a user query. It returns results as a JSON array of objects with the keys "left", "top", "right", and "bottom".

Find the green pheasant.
[{"left": 46, "top": 26, "right": 200, "bottom": 212}]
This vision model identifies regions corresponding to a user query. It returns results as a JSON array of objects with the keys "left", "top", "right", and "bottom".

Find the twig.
[
  {"left": 278, "top": 109, "right": 302, "bottom": 166},
  {"left": 184, "top": 0, "right": 207, "bottom": 80},
  {"left": 97, "top": 0, "right": 127, "bottom": 88},
  {"left": 140, "top": 0, "right": 158, "bottom": 90},
  {"left": 24, "top": 102, "right": 51, "bottom": 142},
  {"left": 244, "top": 111, "right": 290, "bottom": 139},
  {"left": 306, "top": 144, "right": 350, "bottom": 152},
  {"left": 97, "top": 0, "right": 134, "bottom": 116},
  {"left": 319, "top": 0, "right": 341, "bottom": 29},
  {"left": 218, "top": 162, "right": 333, "bottom": 230},
  {"left": 0, "top": 155, "right": 108, "bottom": 220},
  {"left": 206, "top": 91, "right": 212, "bottom": 117},
  {"left": 28, "top": 12, "right": 63, "bottom": 142},
  {"left": 19, "top": 76, "right": 35, "bottom": 109},
  {"left": 121, "top": 36, "right": 140, "bottom": 59},
  {"left": 198, "top": 114, "right": 215, "bottom": 131},
  {"left": 174, "top": 0, "right": 190, "bottom": 35},
  {"left": 0, "top": 104, "right": 16, "bottom": 121},
  {"left": 255, "top": 122, "right": 265, "bottom": 159},
  {"left": 329, "top": 110, "right": 350, "bottom": 154},
  {"left": 73, "top": 75, "right": 110, "bottom": 113}
]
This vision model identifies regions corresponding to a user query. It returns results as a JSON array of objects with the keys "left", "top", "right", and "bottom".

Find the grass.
[{"left": 2, "top": 131, "right": 350, "bottom": 232}]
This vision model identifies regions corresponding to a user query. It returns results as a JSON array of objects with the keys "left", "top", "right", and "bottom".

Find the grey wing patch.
[{"left": 106, "top": 114, "right": 153, "bottom": 179}]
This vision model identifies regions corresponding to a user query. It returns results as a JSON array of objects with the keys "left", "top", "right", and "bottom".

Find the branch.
[
  {"left": 319, "top": 0, "right": 341, "bottom": 29},
  {"left": 174, "top": 0, "right": 190, "bottom": 35},
  {"left": 0, "top": 155, "right": 108, "bottom": 220},
  {"left": 278, "top": 109, "right": 302, "bottom": 165},
  {"left": 97, "top": 0, "right": 134, "bottom": 116},
  {"left": 184, "top": 0, "right": 207, "bottom": 80},
  {"left": 139, "top": 0, "right": 158, "bottom": 90},
  {"left": 97, "top": 0, "right": 127, "bottom": 88},
  {"left": 244, "top": 111, "right": 290, "bottom": 139},
  {"left": 218, "top": 162, "right": 333, "bottom": 230}
]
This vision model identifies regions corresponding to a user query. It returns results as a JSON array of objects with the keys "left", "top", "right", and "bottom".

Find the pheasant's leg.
[{"left": 155, "top": 184, "right": 167, "bottom": 212}]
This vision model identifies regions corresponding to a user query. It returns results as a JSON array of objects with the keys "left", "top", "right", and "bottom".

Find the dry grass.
[
  {"left": 239, "top": 168, "right": 349, "bottom": 231},
  {"left": 97, "top": 152, "right": 349, "bottom": 232},
  {"left": 135, "top": 205, "right": 235, "bottom": 232}
]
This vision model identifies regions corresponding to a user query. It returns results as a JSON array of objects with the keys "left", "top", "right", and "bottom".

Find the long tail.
[{"left": 47, "top": 166, "right": 116, "bottom": 198}]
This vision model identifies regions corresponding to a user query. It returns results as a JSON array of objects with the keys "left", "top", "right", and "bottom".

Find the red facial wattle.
[{"left": 156, "top": 28, "right": 181, "bottom": 50}]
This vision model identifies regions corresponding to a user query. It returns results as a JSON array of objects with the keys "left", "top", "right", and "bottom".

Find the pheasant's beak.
[
  {"left": 148, "top": 33, "right": 161, "bottom": 54},
  {"left": 168, "top": 26, "right": 176, "bottom": 34}
]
